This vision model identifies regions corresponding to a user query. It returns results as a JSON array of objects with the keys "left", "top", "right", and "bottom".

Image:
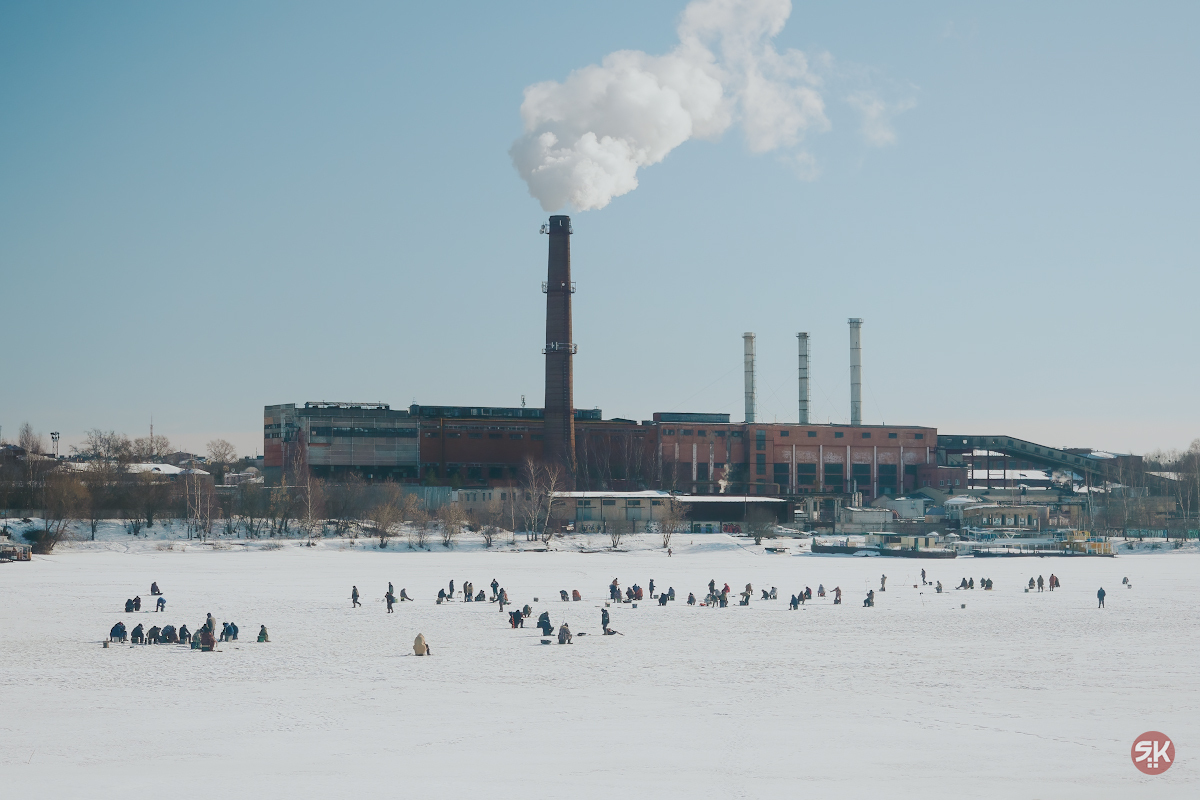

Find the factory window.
[
  {"left": 580, "top": 500, "right": 592, "bottom": 507},
  {"left": 627, "top": 500, "right": 641, "bottom": 507},
  {"left": 939, "top": 480, "right": 945, "bottom": 486},
  {"left": 531, "top": 434, "right": 544, "bottom": 440},
  {"left": 663, "top": 429, "right": 675, "bottom": 436},
  {"left": 773, "top": 463, "right": 789, "bottom": 482},
  {"left": 602, "top": 500, "right": 616, "bottom": 506},
  {"left": 796, "top": 464, "right": 816, "bottom": 485},
  {"left": 915, "top": 434, "right": 924, "bottom": 440},
  {"left": 651, "top": 500, "right": 661, "bottom": 506},
  {"left": 714, "top": 462, "right": 725, "bottom": 469},
  {"left": 730, "top": 431, "right": 743, "bottom": 438},
  {"left": 467, "top": 467, "right": 483, "bottom": 480},
  {"left": 756, "top": 453, "right": 766, "bottom": 475},
  {"left": 509, "top": 434, "right": 523, "bottom": 439},
  {"left": 780, "top": 430, "right": 789, "bottom": 437},
  {"left": 954, "top": 479, "right": 960, "bottom": 485},
  {"left": 715, "top": 432, "right": 726, "bottom": 437},
  {"left": 425, "top": 432, "right": 439, "bottom": 438},
  {"left": 447, "top": 432, "right": 461, "bottom": 438},
  {"left": 488, "top": 433, "right": 502, "bottom": 439},
  {"left": 488, "top": 467, "right": 504, "bottom": 479},
  {"left": 824, "top": 463, "right": 844, "bottom": 488},
  {"left": 807, "top": 431, "right": 817, "bottom": 438},
  {"left": 834, "top": 432, "right": 844, "bottom": 439},
  {"left": 862, "top": 432, "right": 871, "bottom": 439},
  {"left": 852, "top": 464, "right": 871, "bottom": 488},
  {"left": 697, "top": 464, "right": 709, "bottom": 481},
  {"left": 697, "top": 430, "right": 706, "bottom": 437},
  {"left": 888, "top": 433, "right": 897, "bottom": 439},
  {"left": 468, "top": 433, "right": 482, "bottom": 439},
  {"left": 682, "top": 429, "right": 693, "bottom": 436}
]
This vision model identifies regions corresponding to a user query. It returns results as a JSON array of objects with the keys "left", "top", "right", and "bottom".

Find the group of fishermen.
[
  {"left": 107, "top": 582, "right": 268, "bottom": 650},
  {"left": 123, "top": 595, "right": 166, "bottom": 613}
]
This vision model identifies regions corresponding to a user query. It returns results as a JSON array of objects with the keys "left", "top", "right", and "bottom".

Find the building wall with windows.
[{"left": 658, "top": 423, "right": 937, "bottom": 499}]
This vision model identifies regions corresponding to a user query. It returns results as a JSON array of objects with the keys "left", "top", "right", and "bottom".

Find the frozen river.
[{"left": 1, "top": 534, "right": 1195, "bottom": 798}]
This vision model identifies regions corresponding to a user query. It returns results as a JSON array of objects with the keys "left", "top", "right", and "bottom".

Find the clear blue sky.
[{"left": 2, "top": 1, "right": 1197, "bottom": 458}]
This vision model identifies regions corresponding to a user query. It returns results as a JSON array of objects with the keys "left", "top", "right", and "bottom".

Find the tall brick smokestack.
[{"left": 542, "top": 215, "right": 576, "bottom": 483}]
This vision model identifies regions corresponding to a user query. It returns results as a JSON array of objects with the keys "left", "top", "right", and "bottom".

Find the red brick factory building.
[{"left": 264, "top": 214, "right": 938, "bottom": 507}]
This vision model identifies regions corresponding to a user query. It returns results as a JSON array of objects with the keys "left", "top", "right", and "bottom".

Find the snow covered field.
[{"left": 1, "top": 531, "right": 1196, "bottom": 799}]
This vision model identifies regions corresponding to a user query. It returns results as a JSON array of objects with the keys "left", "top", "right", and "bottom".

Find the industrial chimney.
[
  {"left": 542, "top": 215, "right": 576, "bottom": 483},
  {"left": 797, "top": 332, "right": 809, "bottom": 424},
  {"left": 743, "top": 332, "right": 756, "bottom": 423},
  {"left": 849, "top": 318, "right": 862, "bottom": 426}
]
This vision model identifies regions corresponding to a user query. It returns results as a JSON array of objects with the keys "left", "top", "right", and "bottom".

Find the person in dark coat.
[
  {"left": 131, "top": 623, "right": 145, "bottom": 644},
  {"left": 133, "top": 596, "right": 142, "bottom": 611},
  {"left": 437, "top": 589, "right": 447, "bottom": 604},
  {"left": 178, "top": 624, "right": 190, "bottom": 642},
  {"left": 257, "top": 625, "right": 269, "bottom": 643},
  {"left": 352, "top": 586, "right": 361, "bottom": 607},
  {"left": 687, "top": 592, "right": 696, "bottom": 605},
  {"left": 385, "top": 591, "right": 395, "bottom": 612},
  {"left": 658, "top": 593, "right": 668, "bottom": 606},
  {"left": 610, "top": 579, "right": 620, "bottom": 601},
  {"left": 601, "top": 608, "right": 610, "bottom": 634},
  {"left": 161, "top": 625, "right": 178, "bottom": 643},
  {"left": 124, "top": 598, "right": 134, "bottom": 613},
  {"left": 155, "top": 596, "right": 166, "bottom": 612},
  {"left": 110, "top": 622, "right": 127, "bottom": 642},
  {"left": 560, "top": 590, "right": 570, "bottom": 602},
  {"left": 668, "top": 587, "right": 675, "bottom": 601},
  {"left": 475, "top": 589, "right": 485, "bottom": 601},
  {"left": 401, "top": 588, "right": 413, "bottom": 601},
  {"left": 537, "top": 611, "right": 553, "bottom": 636},
  {"left": 557, "top": 623, "right": 572, "bottom": 644},
  {"left": 1097, "top": 587, "right": 1106, "bottom": 608},
  {"left": 229, "top": 622, "right": 239, "bottom": 640},
  {"left": 833, "top": 586, "right": 842, "bottom": 604},
  {"left": 150, "top": 582, "right": 161, "bottom": 596},
  {"left": 1037, "top": 575, "right": 1045, "bottom": 592},
  {"left": 147, "top": 625, "right": 161, "bottom": 644},
  {"left": 490, "top": 579, "right": 499, "bottom": 599},
  {"left": 863, "top": 590, "right": 875, "bottom": 607},
  {"left": 448, "top": 580, "right": 455, "bottom": 598},
  {"left": 649, "top": 579, "right": 655, "bottom": 596},
  {"left": 789, "top": 594, "right": 799, "bottom": 610}
]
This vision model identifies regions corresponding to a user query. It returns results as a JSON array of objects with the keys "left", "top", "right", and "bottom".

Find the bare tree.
[
  {"left": 438, "top": 502, "right": 467, "bottom": 548},
  {"left": 238, "top": 482, "right": 268, "bottom": 538},
  {"left": 35, "top": 471, "right": 87, "bottom": 552},
  {"left": 18, "top": 422, "right": 46, "bottom": 456},
  {"left": 659, "top": 494, "right": 687, "bottom": 549},
  {"left": 74, "top": 429, "right": 133, "bottom": 464},
  {"left": 609, "top": 517, "right": 631, "bottom": 549},
  {"left": 326, "top": 474, "right": 365, "bottom": 536},
  {"left": 478, "top": 497, "right": 504, "bottom": 547},
  {"left": 368, "top": 482, "right": 403, "bottom": 547},
  {"left": 746, "top": 506, "right": 777, "bottom": 546},
  {"left": 132, "top": 433, "right": 172, "bottom": 462}
]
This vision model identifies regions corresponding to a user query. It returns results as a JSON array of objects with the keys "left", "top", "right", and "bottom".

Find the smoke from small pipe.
[{"left": 510, "top": 0, "right": 829, "bottom": 212}]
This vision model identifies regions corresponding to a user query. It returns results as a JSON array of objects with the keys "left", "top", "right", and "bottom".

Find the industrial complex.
[{"left": 264, "top": 216, "right": 1151, "bottom": 530}]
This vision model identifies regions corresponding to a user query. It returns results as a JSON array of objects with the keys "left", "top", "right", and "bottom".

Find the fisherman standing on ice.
[
  {"left": 1097, "top": 587, "right": 1106, "bottom": 608},
  {"left": 385, "top": 590, "right": 395, "bottom": 613},
  {"left": 491, "top": 579, "right": 499, "bottom": 599},
  {"left": 610, "top": 579, "right": 620, "bottom": 601},
  {"left": 601, "top": 607, "right": 610, "bottom": 634},
  {"left": 352, "top": 586, "right": 361, "bottom": 607},
  {"left": 880, "top": 575, "right": 887, "bottom": 592}
]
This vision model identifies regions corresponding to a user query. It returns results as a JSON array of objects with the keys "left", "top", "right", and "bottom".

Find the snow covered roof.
[{"left": 558, "top": 490, "right": 784, "bottom": 503}]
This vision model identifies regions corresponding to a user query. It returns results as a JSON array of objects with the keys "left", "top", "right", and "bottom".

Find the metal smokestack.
[
  {"left": 849, "top": 318, "right": 863, "bottom": 426},
  {"left": 797, "top": 332, "right": 809, "bottom": 424},
  {"left": 541, "top": 215, "right": 576, "bottom": 483},
  {"left": 743, "top": 332, "right": 756, "bottom": 423}
]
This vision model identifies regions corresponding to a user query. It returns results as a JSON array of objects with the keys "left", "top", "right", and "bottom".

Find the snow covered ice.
[{"left": 2, "top": 530, "right": 1197, "bottom": 798}]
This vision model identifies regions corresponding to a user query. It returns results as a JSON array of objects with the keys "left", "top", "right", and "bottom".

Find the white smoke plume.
[{"left": 510, "top": 0, "right": 829, "bottom": 212}]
